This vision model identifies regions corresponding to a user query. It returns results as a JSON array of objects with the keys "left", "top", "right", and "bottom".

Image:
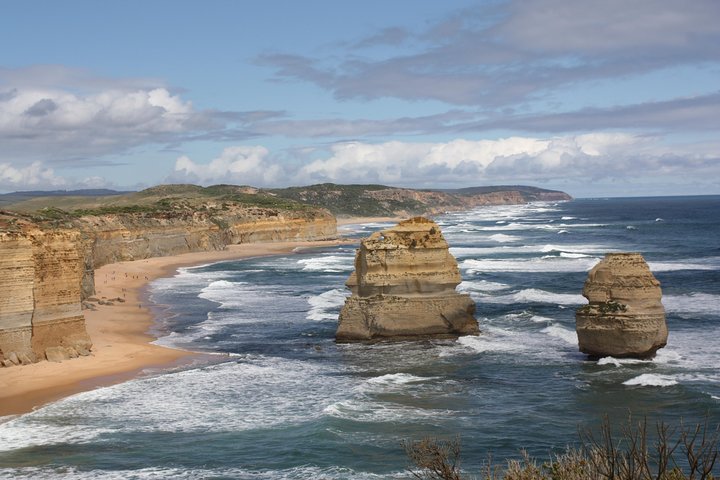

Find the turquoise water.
[{"left": 0, "top": 197, "right": 718, "bottom": 479}]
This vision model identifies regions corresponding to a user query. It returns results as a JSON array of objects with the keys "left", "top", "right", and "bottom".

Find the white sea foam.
[
  {"left": 559, "top": 252, "right": 591, "bottom": 258},
  {"left": 663, "top": 293, "right": 720, "bottom": 314},
  {"left": 297, "top": 255, "right": 353, "bottom": 272},
  {"left": 457, "top": 280, "right": 511, "bottom": 293},
  {"left": 479, "top": 288, "right": 585, "bottom": 306},
  {"left": 323, "top": 399, "right": 450, "bottom": 423},
  {"left": 487, "top": 233, "right": 520, "bottom": 242},
  {"left": 462, "top": 256, "right": 600, "bottom": 273},
  {"left": 0, "top": 357, "right": 350, "bottom": 452},
  {"left": 557, "top": 230, "right": 568, "bottom": 234},
  {"left": 623, "top": 374, "right": 678, "bottom": 387},
  {"left": 307, "top": 288, "right": 349, "bottom": 321},
  {"left": 455, "top": 329, "right": 527, "bottom": 354},
  {"left": 561, "top": 216, "right": 576, "bottom": 220},
  {"left": 541, "top": 325, "right": 578, "bottom": 345},
  {"left": 0, "top": 465, "right": 404, "bottom": 480},
  {"left": 198, "top": 280, "right": 251, "bottom": 308},
  {"left": 450, "top": 243, "right": 612, "bottom": 258},
  {"left": 597, "top": 357, "right": 651, "bottom": 367}
]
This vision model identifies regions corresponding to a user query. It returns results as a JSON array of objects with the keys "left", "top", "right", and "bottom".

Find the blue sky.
[{"left": 1, "top": 0, "right": 719, "bottom": 197}]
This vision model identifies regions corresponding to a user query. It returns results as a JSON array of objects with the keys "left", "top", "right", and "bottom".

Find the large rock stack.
[
  {"left": 575, "top": 253, "right": 667, "bottom": 358},
  {"left": 336, "top": 217, "right": 478, "bottom": 342}
]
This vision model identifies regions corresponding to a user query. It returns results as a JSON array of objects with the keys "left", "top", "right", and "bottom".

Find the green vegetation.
[
  {"left": 405, "top": 417, "right": 719, "bottom": 479},
  {"left": 578, "top": 301, "right": 628, "bottom": 315},
  {"left": 3, "top": 184, "right": 314, "bottom": 218},
  {"left": 269, "top": 183, "right": 426, "bottom": 216},
  {"left": 2, "top": 182, "right": 572, "bottom": 218}
]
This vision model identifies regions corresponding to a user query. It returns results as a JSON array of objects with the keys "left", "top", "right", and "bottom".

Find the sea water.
[{"left": 0, "top": 196, "right": 718, "bottom": 479}]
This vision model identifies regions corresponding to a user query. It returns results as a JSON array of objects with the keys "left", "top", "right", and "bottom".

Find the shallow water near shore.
[{"left": 1, "top": 196, "right": 719, "bottom": 479}]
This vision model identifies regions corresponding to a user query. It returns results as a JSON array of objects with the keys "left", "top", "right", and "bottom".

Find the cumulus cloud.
[
  {"left": 0, "top": 160, "right": 109, "bottom": 191},
  {"left": 0, "top": 85, "right": 205, "bottom": 157},
  {"left": 171, "top": 146, "right": 283, "bottom": 186},
  {"left": 295, "top": 134, "right": 720, "bottom": 186},
  {"left": 0, "top": 65, "right": 268, "bottom": 167}
]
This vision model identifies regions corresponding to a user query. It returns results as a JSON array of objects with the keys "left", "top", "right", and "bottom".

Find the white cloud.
[
  {"left": 0, "top": 161, "right": 110, "bottom": 191},
  {"left": 0, "top": 66, "right": 230, "bottom": 166},
  {"left": 171, "top": 146, "right": 283, "bottom": 186},
  {"left": 296, "top": 134, "right": 719, "bottom": 186},
  {"left": 0, "top": 161, "right": 67, "bottom": 190}
]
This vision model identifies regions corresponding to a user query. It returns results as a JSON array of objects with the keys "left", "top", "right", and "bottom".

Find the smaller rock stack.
[
  {"left": 336, "top": 217, "right": 478, "bottom": 342},
  {"left": 575, "top": 253, "right": 667, "bottom": 358}
]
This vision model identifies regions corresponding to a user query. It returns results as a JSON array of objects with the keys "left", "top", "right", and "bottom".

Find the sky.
[{"left": 0, "top": 0, "right": 719, "bottom": 198}]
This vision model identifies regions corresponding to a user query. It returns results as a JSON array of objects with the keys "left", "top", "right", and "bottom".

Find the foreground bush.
[{"left": 404, "top": 417, "right": 719, "bottom": 479}]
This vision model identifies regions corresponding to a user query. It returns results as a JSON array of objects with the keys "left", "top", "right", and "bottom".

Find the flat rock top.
[{"left": 363, "top": 217, "right": 447, "bottom": 250}]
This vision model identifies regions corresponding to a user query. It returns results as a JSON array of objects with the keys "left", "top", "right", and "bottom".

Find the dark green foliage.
[{"left": 269, "top": 183, "right": 420, "bottom": 216}]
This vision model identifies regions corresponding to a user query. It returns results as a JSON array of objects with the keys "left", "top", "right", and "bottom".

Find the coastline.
[{"left": 0, "top": 237, "right": 360, "bottom": 419}]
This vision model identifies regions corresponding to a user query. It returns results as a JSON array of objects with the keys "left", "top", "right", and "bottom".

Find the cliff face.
[
  {"left": 0, "top": 221, "right": 91, "bottom": 366},
  {"left": 1, "top": 196, "right": 336, "bottom": 366},
  {"left": 575, "top": 253, "right": 668, "bottom": 358},
  {"left": 76, "top": 207, "right": 336, "bottom": 297},
  {"left": 337, "top": 217, "right": 478, "bottom": 341}
]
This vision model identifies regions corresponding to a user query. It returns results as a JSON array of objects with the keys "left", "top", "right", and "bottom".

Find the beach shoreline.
[{"left": 0, "top": 234, "right": 367, "bottom": 419}]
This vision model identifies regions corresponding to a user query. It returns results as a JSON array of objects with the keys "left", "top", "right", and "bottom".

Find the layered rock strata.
[
  {"left": 0, "top": 223, "right": 92, "bottom": 366},
  {"left": 575, "top": 253, "right": 667, "bottom": 358},
  {"left": 337, "top": 217, "right": 478, "bottom": 341},
  {"left": 1, "top": 206, "right": 336, "bottom": 366},
  {"left": 79, "top": 208, "right": 335, "bottom": 297}
]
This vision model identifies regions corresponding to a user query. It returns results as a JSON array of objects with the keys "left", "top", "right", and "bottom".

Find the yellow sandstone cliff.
[
  {"left": 575, "top": 253, "right": 668, "bottom": 358},
  {"left": 337, "top": 217, "right": 478, "bottom": 341},
  {"left": 0, "top": 204, "right": 336, "bottom": 366},
  {"left": 0, "top": 222, "right": 92, "bottom": 366}
]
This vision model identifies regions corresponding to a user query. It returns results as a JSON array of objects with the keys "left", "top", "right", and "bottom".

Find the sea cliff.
[{"left": 0, "top": 187, "right": 336, "bottom": 366}]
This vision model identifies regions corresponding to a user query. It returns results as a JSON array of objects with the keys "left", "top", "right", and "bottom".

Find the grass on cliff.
[
  {"left": 269, "top": 183, "right": 429, "bottom": 216},
  {"left": 6, "top": 184, "right": 315, "bottom": 218},
  {"left": 405, "top": 417, "right": 718, "bottom": 479}
]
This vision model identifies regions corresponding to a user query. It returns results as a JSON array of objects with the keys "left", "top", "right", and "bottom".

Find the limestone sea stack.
[
  {"left": 575, "top": 253, "right": 667, "bottom": 358},
  {"left": 336, "top": 217, "right": 478, "bottom": 342}
]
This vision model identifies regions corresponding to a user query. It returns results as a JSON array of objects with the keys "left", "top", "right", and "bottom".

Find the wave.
[
  {"left": 0, "top": 357, "right": 350, "bottom": 452},
  {"left": 664, "top": 293, "right": 720, "bottom": 315},
  {"left": 297, "top": 255, "right": 353, "bottom": 272},
  {"left": 541, "top": 325, "right": 578, "bottom": 345},
  {"left": 487, "top": 233, "right": 520, "bottom": 242},
  {"left": 457, "top": 280, "right": 511, "bottom": 293},
  {"left": 462, "top": 256, "right": 600, "bottom": 273},
  {"left": 198, "top": 280, "right": 250, "bottom": 308},
  {"left": 323, "top": 399, "right": 451, "bottom": 423},
  {"left": 477, "top": 288, "right": 585, "bottom": 306},
  {"left": 0, "top": 465, "right": 404, "bottom": 480},
  {"left": 648, "top": 259, "right": 720, "bottom": 272},
  {"left": 597, "top": 357, "right": 651, "bottom": 367},
  {"left": 623, "top": 374, "right": 678, "bottom": 387},
  {"left": 307, "top": 288, "right": 349, "bottom": 321}
]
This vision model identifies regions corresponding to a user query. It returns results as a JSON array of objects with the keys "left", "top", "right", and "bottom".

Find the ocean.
[{"left": 1, "top": 196, "right": 718, "bottom": 479}]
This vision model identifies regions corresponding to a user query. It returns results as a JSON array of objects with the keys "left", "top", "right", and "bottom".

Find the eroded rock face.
[
  {"left": 337, "top": 217, "right": 478, "bottom": 341},
  {"left": 0, "top": 225, "right": 92, "bottom": 366},
  {"left": 575, "top": 253, "right": 667, "bottom": 358}
]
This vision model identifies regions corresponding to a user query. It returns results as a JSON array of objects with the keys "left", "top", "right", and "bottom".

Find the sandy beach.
[{"left": 0, "top": 237, "right": 360, "bottom": 418}]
